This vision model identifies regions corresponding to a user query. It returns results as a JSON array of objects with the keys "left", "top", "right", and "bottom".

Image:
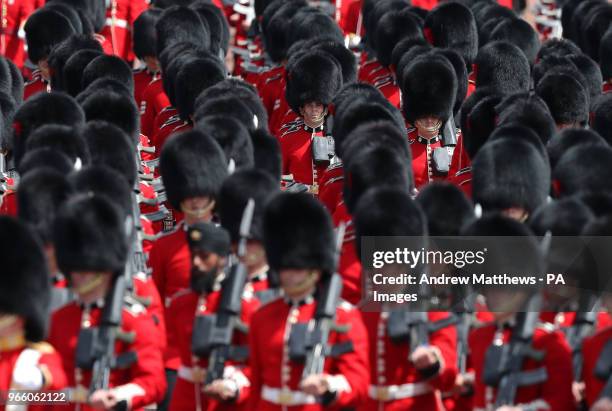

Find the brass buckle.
[
  {"left": 278, "top": 389, "right": 293, "bottom": 405},
  {"left": 375, "top": 387, "right": 390, "bottom": 401}
]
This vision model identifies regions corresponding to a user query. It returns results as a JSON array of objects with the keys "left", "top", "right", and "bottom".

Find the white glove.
[{"left": 12, "top": 348, "right": 44, "bottom": 390}]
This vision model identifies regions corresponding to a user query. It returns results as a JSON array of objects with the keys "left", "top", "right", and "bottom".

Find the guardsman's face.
[
  {"left": 279, "top": 269, "right": 320, "bottom": 297},
  {"left": 71, "top": 271, "right": 112, "bottom": 299},
  {"left": 483, "top": 288, "right": 529, "bottom": 319},
  {"left": 192, "top": 250, "right": 224, "bottom": 273},
  {"left": 300, "top": 102, "right": 326, "bottom": 125},
  {"left": 181, "top": 196, "right": 215, "bottom": 222},
  {"left": 415, "top": 116, "right": 442, "bottom": 133},
  {"left": 0, "top": 314, "right": 23, "bottom": 337}
]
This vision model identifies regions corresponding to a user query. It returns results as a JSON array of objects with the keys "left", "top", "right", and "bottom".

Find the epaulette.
[
  {"left": 25, "top": 70, "right": 42, "bottom": 86},
  {"left": 537, "top": 322, "right": 556, "bottom": 333},
  {"left": 280, "top": 119, "right": 305, "bottom": 138},
  {"left": 338, "top": 300, "right": 355, "bottom": 312},
  {"left": 455, "top": 167, "right": 471, "bottom": 177},
  {"left": 326, "top": 161, "right": 344, "bottom": 172},
  {"left": 374, "top": 77, "right": 394, "bottom": 90},
  {"left": 265, "top": 73, "right": 282, "bottom": 84},
  {"left": 123, "top": 297, "right": 147, "bottom": 317},
  {"left": 324, "top": 176, "right": 344, "bottom": 187},
  {"left": 165, "top": 288, "right": 192, "bottom": 309},
  {"left": 368, "top": 65, "right": 386, "bottom": 78},
  {"left": 160, "top": 115, "right": 181, "bottom": 130},
  {"left": 26, "top": 341, "right": 55, "bottom": 354},
  {"left": 159, "top": 106, "right": 175, "bottom": 114}
]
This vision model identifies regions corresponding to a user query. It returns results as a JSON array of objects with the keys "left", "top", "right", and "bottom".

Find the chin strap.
[{"left": 181, "top": 200, "right": 216, "bottom": 220}]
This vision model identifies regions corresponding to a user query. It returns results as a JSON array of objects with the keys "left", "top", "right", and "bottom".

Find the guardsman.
[
  {"left": 139, "top": 6, "right": 210, "bottom": 138},
  {"left": 132, "top": 8, "right": 162, "bottom": 106},
  {"left": 1, "top": 92, "right": 85, "bottom": 217},
  {"left": 248, "top": 192, "right": 370, "bottom": 410},
  {"left": 16, "top": 167, "right": 75, "bottom": 311},
  {"left": 354, "top": 186, "right": 458, "bottom": 410},
  {"left": 337, "top": 129, "right": 413, "bottom": 305},
  {"left": 535, "top": 72, "right": 589, "bottom": 131},
  {"left": 0, "top": 0, "right": 36, "bottom": 68},
  {"left": 464, "top": 215, "right": 575, "bottom": 411},
  {"left": 423, "top": 2, "right": 478, "bottom": 80},
  {"left": 472, "top": 138, "right": 550, "bottom": 222},
  {"left": 280, "top": 50, "right": 342, "bottom": 192},
  {"left": 318, "top": 83, "right": 404, "bottom": 215},
  {"left": 48, "top": 194, "right": 166, "bottom": 410},
  {"left": 23, "top": 7, "right": 76, "bottom": 100},
  {"left": 99, "top": 0, "right": 148, "bottom": 61},
  {"left": 149, "top": 130, "right": 228, "bottom": 402},
  {"left": 400, "top": 52, "right": 457, "bottom": 190},
  {"left": 167, "top": 222, "right": 257, "bottom": 411},
  {"left": 217, "top": 169, "right": 280, "bottom": 302},
  {"left": 0, "top": 216, "right": 68, "bottom": 407},
  {"left": 370, "top": 8, "right": 423, "bottom": 108}
]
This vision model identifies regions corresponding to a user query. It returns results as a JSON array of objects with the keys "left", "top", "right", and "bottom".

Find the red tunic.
[
  {"left": 371, "top": 67, "right": 400, "bottom": 108},
  {"left": 336, "top": 0, "right": 362, "bottom": 36},
  {"left": 358, "top": 56, "right": 382, "bottom": 84},
  {"left": 407, "top": 128, "right": 449, "bottom": 190},
  {"left": 132, "top": 272, "right": 166, "bottom": 351},
  {"left": 133, "top": 68, "right": 159, "bottom": 107},
  {"left": 0, "top": 340, "right": 68, "bottom": 411},
  {"left": 469, "top": 322, "right": 576, "bottom": 411},
  {"left": 359, "top": 311, "right": 458, "bottom": 411},
  {"left": 448, "top": 133, "right": 472, "bottom": 197},
  {"left": 167, "top": 289, "right": 259, "bottom": 411},
  {"left": 153, "top": 112, "right": 185, "bottom": 154},
  {"left": 332, "top": 201, "right": 362, "bottom": 305},
  {"left": 256, "top": 66, "right": 284, "bottom": 116},
  {"left": 0, "top": 183, "right": 17, "bottom": 217},
  {"left": 140, "top": 78, "right": 169, "bottom": 139},
  {"left": 248, "top": 296, "right": 370, "bottom": 411},
  {"left": 99, "top": 0, "right": 148, "bottom": 61},
  {"left": 539, "top": 311, "right": 612, "bottom": 331},
  {"left": 23, "top": 70, "right": 49, "bottom": 100},
  {"left": 0, "top": 0, "right": 36, "bottom": 68},
  {"left": 280, "top": 119, "right": 329, "bottom": 188},
  {"left": 318, "top": 162, "right": 344, "bottom": 215},
  {"left": 603, "top": 81, "right": 612, "bottom": 94},
  {"left": 581, "top": 326, "right": 612, "bottom": 407},
  {"left": 48, "top": 301, "right": 166, "bottom": 410},
  {"left": 149, "top": 222, "right": 192, "bottom": 370}
]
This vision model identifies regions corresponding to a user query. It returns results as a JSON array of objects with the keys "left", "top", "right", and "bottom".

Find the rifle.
[
  {"left": 453, "top": 288, "right": 476, "bottom": 376},
  {"left": 288, "top": 224, "right": 354, "bottom": 382},
  {"left": 190, "top": 199, "right": 255, "bottom": 385},
  {"left": 594, "top": 340, "right": 612, "bottom": 399},
  {"left": 386, "top": 281, "right": 456, "bottom": 377},
  {"left": 566, "top": 293, "right": 599, "bottom": 381},
  {"left": 483, "top": 233, "right": 552, "bottom": 407},
  {"left": 75, "top": 216, "right": 138, "bottom": 409}
]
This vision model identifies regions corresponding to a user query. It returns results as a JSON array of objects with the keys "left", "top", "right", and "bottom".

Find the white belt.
[
  {"left": 177, "top": 365, "right": 206, "bottom": 383},
  {"left": 261, "top": 386, "right": 317, "bottom": 406},
  {"left": 368, "top": 382, "right": 433, "bottom": 401},
  {"left": 105, "top": 17, "right": 129, "bottom": 29}
]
